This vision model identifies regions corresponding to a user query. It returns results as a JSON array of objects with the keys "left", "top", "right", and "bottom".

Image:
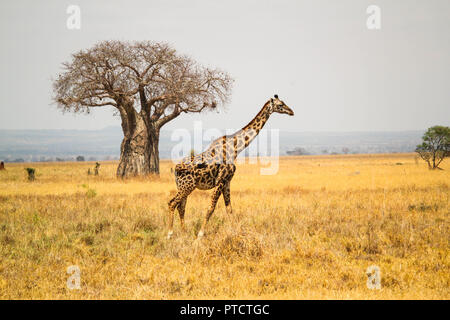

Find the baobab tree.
[{"left": 53, "top": 41, "right": 233, "bottom": 178}]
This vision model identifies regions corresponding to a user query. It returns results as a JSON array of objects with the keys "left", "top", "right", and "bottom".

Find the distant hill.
[
  {"left": 279, "top": 131, "right": 423, "bottom": 155},
  {"left": 0, "top": 127, "right": 423, "bottom": 162},
  {"left": 0, "top": 127, "right": 124, "bottom": 162}
]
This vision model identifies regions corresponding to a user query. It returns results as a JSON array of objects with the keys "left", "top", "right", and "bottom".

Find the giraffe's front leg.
[
  {"left": 167, "top": 195, "right": 179, "bottom": 239},
  {"left": 222, "top": 181, "right": 232, "bottom": 215},
  {"left": 197, "top": 164, "right": 235, "bottom": 239}
]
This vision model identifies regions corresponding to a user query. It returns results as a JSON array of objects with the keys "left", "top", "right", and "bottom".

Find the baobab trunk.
[{"left": 116, "top": 113, "right": 160, "bottom": 178}]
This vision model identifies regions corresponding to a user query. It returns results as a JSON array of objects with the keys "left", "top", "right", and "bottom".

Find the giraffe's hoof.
[
  {"left": 197, "top": 230, "right": 204, "bottom": 238},
  {"left": 167, "top": 231, "right": 173, "bottom": 239}
]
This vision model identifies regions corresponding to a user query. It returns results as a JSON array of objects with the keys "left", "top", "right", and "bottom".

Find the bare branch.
[{"left": 52, "top": 40, "right": 233, "bottom": 124}]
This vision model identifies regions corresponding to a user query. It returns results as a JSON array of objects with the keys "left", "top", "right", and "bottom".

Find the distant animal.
[
  {"left": 167, "top": 94, "right": 294, "bottom": 239},
  {"left": 0, "top": 161, "right": 4, "bottom": 170}
]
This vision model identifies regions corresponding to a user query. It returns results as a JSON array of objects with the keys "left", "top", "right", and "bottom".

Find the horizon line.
[{"left": 0, "top": 126, "right": 430, "bottom": 133}]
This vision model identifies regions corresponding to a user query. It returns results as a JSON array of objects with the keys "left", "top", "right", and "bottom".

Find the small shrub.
[
  {"left": 94, "top": 220, "right": 111, "bottom": 234},
  {"left": 133, "top": 218, "right": 156, "bottom": 233},
  {"left": 1, "top": 234, "right": 15, "bottom": 246},
  {"left": 408, "top": 202, "right": 434, "bottom": 212},
  {"left": 79, "top": 184, "right": 96, "bottom": 198},
  {"left": 94, "top": 162, "right": 100, "bottom": 176},
  {"left": 210, "top": 234, "right": 263, "bottom": 260},
  {"left": 25, "top": 168, "right": 35, "bottom": 181},
  {"left": 86, "top": 188, "right": 97, "bottom": 198},
  {"left": 87, "top": 162, "right": 100, "bottom": 176},
  {"left": 81, "top": 234, "right": 95, "bottom": 246}
]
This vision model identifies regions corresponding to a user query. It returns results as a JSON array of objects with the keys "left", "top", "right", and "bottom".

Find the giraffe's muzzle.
[{"left": 285, "top": 106, "right": 294, "bottom": 116}]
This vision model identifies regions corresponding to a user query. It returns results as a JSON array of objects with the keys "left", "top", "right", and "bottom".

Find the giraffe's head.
[{"left": 269, "top": 94, "right": 294, "bottom": 116}]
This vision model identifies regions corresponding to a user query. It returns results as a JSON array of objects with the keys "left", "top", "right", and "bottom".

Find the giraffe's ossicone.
[{"left": 167, "top": 94, "right": 294, "bottom": 239}]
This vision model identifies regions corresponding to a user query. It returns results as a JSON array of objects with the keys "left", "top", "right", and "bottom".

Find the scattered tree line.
[
  {"left": 286, "top": 147, "right": 353, "bottom": 156},
  {"left": 0, "top": 155, "right": 120, "bottom": 163},
  {"left": 285, "top": 126, "right": 449, "bottom": 171}
]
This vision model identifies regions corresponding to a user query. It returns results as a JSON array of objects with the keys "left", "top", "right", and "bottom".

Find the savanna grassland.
[{"left": 0, "top": 154, "right": 448, "bottom": 299}]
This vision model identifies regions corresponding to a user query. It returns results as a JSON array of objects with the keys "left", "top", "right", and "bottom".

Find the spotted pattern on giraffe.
[{"left": 167, "top": 95, "right": 294, "bottom": 239}]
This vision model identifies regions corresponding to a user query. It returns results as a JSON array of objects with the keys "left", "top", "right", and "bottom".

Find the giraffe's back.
[{"left": 174, "top": 160, "right": 220, "bottom": 191}]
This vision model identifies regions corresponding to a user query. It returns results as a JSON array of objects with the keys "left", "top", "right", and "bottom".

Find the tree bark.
[
  {"left": 116, "top": 110, "right": 160, "bottom": 178},
  {"left": 148, "top": 129, "right": 160, "bottom": 174}
]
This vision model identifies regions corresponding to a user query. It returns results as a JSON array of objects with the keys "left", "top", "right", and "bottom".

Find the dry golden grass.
[{"left": 0, "top": 153, "right": 448, "bottom": 299}]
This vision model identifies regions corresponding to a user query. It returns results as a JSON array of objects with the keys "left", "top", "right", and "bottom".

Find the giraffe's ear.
[{"left": 274, "top": 94, "right": 278, "bottom": 99}]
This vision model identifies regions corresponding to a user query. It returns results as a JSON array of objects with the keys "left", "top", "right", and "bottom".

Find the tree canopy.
[
  {"left": 52, "top": 40, "right": 233, "bottom": 177},
  {"left": 415, "top": 125, "right": 450, "bottom": 170},
  {"left": 53, "top": 40, "right": 232, "bottom": 129}
]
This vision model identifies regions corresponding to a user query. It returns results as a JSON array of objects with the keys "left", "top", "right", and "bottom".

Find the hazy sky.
[{"left": 0, "top": 0, "right": 449, "bottom": 132}]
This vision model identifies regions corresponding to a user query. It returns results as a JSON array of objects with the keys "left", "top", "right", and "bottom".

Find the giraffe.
[{"left": 167, "top": 94, "right": 294, "bottom": 239}]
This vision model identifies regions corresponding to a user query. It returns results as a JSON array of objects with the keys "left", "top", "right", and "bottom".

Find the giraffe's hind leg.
[
  {"left": 222, "top": 181, "right": 232, "bottom": 215},
  {"left": 177, "top": 198, "right": 187, "bottom": 231},
  {"left": 168, "top": 177, "right": 195, "bottom": 239},
  {"left": 222, "top": 165, "right": 235, "bottom": 215}
]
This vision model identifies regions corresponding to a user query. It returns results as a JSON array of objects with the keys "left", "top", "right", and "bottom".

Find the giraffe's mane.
[
  {"left": 241, "top": 100, "right": 271, "bottom": 131},
  {"left": 202, "top": 99, "right": 271, "bottom": 153}
]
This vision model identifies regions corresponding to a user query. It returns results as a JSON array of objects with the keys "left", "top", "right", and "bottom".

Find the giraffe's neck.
[{"left": 230, "top": 101, "right": 272, "bottom": 156}]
